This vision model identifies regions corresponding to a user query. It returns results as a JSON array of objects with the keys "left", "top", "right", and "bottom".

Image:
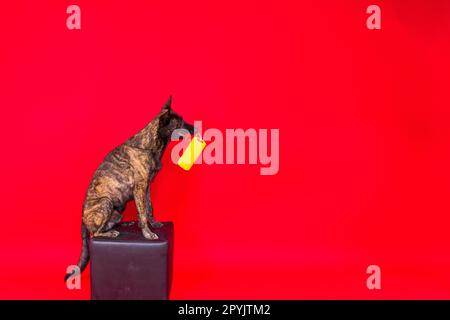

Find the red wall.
[{"left": 1, "top": 0, "right": 450, "bottom": 299}]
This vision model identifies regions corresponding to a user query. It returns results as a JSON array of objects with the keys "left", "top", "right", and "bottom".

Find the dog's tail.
[{"left": 64, "top": 223, "right": 90, "bottom": 282}]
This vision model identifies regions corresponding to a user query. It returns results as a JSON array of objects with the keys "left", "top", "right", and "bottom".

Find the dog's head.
[{"left": 158, "top": 96, "right": 196, "bottom": 140}]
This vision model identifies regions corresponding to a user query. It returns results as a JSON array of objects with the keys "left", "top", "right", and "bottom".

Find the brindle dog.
[{"left": 65, "top": 97, "right": 195, "bottom": 281}]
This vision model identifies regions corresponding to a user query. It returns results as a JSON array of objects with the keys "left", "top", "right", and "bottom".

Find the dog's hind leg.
[
  {"left": 94, "top": 230, "right": 120, "bottom": 238},
  {"left": 95, "top": 212, "right": 120, "bottom": 237},
  {"left": 104, "top": 210, "right": 123, "bottom": 231},
  {"left": 104, "top": 209, "right": 135, "bottom": 230},
  {"left": 84, "top": 198, "right": 120, "bottom": 238}
]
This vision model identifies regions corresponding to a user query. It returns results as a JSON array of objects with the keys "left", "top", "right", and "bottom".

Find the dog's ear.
[
  {"left": 162, "top": 96, "right": 172, "bottom": 112},
  {"left": 157, "top": 96, "right": 172, "bottom": 126},
  {"left": 158, "top": 108, "right": 170, "bottom": 126}
]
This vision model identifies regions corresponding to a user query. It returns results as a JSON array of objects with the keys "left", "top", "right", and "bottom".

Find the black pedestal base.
[{"left": 90, "top": 221, "right": 173, "bottom": 300}]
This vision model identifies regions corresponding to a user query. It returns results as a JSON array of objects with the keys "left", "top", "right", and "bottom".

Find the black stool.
[{"left": 90, "top": 221, "right": 173, "bottom": 300}]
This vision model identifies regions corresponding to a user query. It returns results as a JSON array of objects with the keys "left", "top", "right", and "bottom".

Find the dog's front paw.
[
  {"left": 142, "top": 227, "right": 159, "bottom": 240},
  {"left": 150, "top": 221, "right": 164, "bottom": 228}
]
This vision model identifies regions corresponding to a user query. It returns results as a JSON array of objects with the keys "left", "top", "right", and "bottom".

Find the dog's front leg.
[
  {"left": 134, "top": 184, "right": 159, "bottom": 240},
  {"left": 146, "top": 189, "right": 164, "bottom": 228}
]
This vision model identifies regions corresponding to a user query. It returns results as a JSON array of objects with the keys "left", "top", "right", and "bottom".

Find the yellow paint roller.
[{"left": 178, "top": 136, "right": 206, "bottom": 171}]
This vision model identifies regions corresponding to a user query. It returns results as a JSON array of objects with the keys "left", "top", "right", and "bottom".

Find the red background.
[{"left": 1, "top": 0, "right": 450, "bottom": 299}]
